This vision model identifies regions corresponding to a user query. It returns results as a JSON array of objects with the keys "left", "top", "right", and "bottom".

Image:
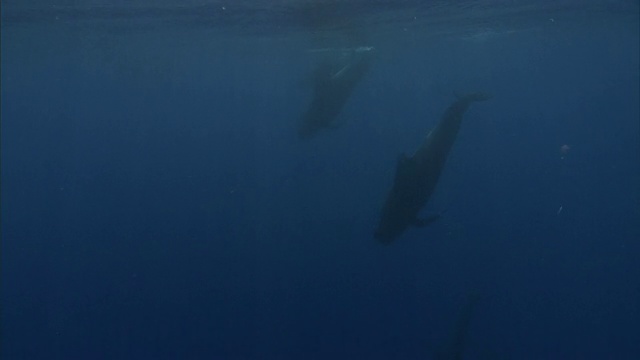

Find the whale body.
[
  {"left": 298, "top": 49, "right": 374, "bottom": 139},
  {"left": 375, "top": 93, "right": 491, "bottom": 243}
]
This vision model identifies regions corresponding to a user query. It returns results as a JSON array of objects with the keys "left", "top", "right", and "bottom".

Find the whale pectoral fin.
[
  {"left": 413, "top": 210, "right": 447, "bottom": 228},
  {"left": 412, "top": 215, "right": 439, "bottom": 228}
]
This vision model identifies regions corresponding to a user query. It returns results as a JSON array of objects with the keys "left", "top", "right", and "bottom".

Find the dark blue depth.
[{"left": 1, "top": 2, "right": 639, "bottom": 359}]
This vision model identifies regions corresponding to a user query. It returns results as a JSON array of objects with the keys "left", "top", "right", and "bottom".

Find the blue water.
[{"left": 2, "top": 1, "right": 639, "bottom": 359}]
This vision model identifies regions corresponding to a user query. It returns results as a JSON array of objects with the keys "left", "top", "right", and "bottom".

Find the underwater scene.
[{"left": 2, "top": 1, "right": 639, "bottom": 359}]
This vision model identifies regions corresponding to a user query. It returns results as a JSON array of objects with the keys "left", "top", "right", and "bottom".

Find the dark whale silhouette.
[
  {"left": 436, "top": 292, "right": 482, "bottom": 360},
  {"left": 375, "top": 93, "right": 491, "bottom": 243},
  {"left": 298, "top": 47, "right": 374, "bottom": 139}
]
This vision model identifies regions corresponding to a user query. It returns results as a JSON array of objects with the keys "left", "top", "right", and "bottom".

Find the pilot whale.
[
  {"left": 436, "top": 292, "right": 482, "bottom": 360},
  {"left": 374, "top": 93, "right": 491, "bottom": 243},
  {"left": 298, "top": 48, "right": 374, "bottom": 139}
]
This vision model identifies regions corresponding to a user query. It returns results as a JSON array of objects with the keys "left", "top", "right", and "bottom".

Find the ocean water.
[{"left": 1, "top": 1, "right": 639, "bottom": 359}]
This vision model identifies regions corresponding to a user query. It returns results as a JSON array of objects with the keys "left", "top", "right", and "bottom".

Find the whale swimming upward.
[
  {"left": 375, "top": 93, "right": 491, "bottom": 243},
  {"left": 298, "top": 48, "right": 374, "bottom": 139}
]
